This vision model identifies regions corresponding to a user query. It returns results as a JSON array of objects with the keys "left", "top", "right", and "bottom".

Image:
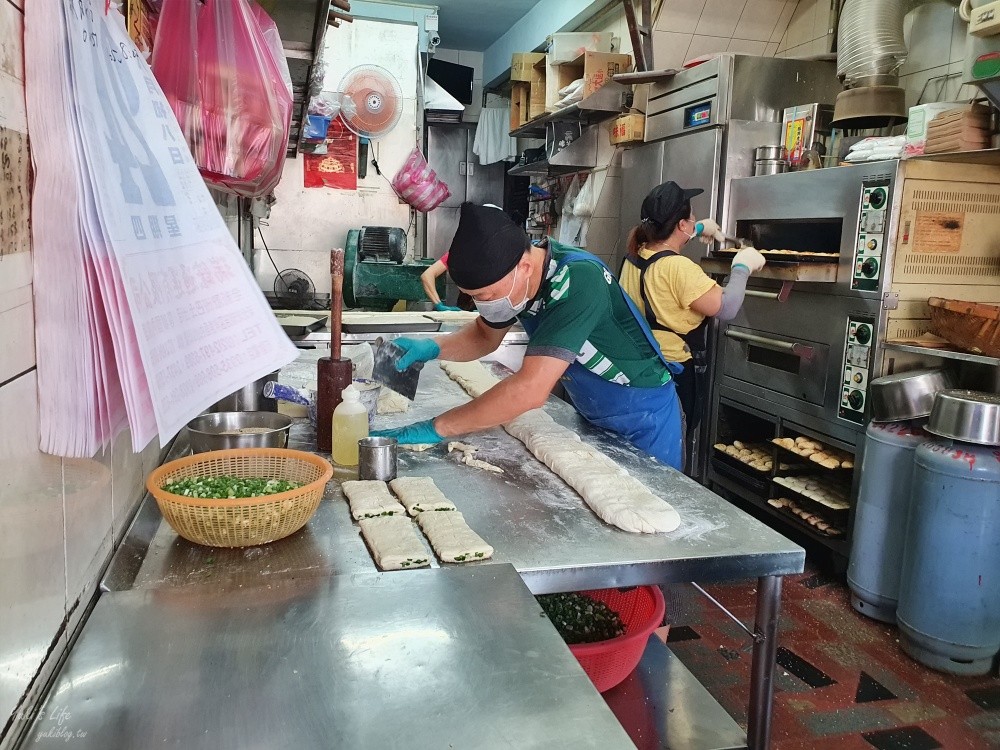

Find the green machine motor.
[{"left": 344, "top": 226, "right": 442, "bottom": 311}]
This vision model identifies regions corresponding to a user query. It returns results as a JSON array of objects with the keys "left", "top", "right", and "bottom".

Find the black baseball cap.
[
  {"left": 641, "top": 181, "right": 703, "bottom": 227},
  {"left": 448, "top": 202, "right": 530, "bottom": 290}
]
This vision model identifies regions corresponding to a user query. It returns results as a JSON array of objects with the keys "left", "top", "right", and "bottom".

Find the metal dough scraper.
[{"left": 371, "top": 338, "right": 424, "bottom": 401}]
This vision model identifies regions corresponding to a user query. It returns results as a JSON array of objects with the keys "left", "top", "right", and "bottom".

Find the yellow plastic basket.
[{"left": 146, "top": 448, "right": 333, "bottom": 548}]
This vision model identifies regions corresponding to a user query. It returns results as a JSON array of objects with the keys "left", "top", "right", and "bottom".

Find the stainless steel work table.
[
  {"left": 22, "top": 566, "right": 638, "bottom": 749},
  {"left": 98, "top": 356, "right": 803, "bottom": 749}
]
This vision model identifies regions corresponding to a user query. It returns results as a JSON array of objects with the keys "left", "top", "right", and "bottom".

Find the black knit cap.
[
  {"left": 641, "top": 181, "right": 703, "bottom": 227},
  {"left": 447, "top": 202, "right": 530, "bottom": 290}
]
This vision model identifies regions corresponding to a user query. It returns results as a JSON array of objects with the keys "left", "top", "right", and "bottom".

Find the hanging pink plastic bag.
[
  {"left": 392, "top": 148, "right": 451, "bottom": 212},
  {"left": 151, "top": 0, "right": 293, "bottom": 198}
]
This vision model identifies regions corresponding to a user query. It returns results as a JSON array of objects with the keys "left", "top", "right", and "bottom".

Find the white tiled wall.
[
  {"left": 0, "top": 1, "right": 158, "bottom": 741},
  {"left": 775, "top": 0, "right": 835, "bottom": 59},
  {"left": 651, "top": 0, "right": 801, "bottom": 70}
]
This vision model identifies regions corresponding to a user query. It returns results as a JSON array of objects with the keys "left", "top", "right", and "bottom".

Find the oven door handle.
[{"left": 725, "top": 330, "right": 815, "bottom": 360}]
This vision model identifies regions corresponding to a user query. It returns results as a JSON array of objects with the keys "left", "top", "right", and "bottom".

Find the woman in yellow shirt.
[{"left": 620, "top": 181, "right": 765, "bottom": 446}]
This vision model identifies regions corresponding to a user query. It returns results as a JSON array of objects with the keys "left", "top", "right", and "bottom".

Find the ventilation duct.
[{"left": 833, "top": 0, "right": 957, "bottom": 129}]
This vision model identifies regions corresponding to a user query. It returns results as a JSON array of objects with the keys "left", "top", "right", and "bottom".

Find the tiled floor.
[{"left": 662, "top": 570, "right": 1000, "bottom": 748}]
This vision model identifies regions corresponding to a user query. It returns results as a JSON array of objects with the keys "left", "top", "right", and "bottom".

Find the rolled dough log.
[
  {"left": 389, "top": 476, "right": 457, "bottom": 515},
  {"left": 443, "top": 361, "right": 681, "bottom": 534},
  {"left": 358, "top": 516, "right": 430, "bottom": 570},
  {"left": 416, "top": 510, "right": 494, "bottom": 563},
  {"left": 342, "top": 480, "right": 406, "bottom": 520}
]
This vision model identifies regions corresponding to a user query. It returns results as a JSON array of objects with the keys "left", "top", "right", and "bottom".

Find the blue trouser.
[
  {"left": 523, "top": 242, "right": 684, "bottom": 469},
  {"left": 560, "top": 362, "right": 684, "bottom": 470}
]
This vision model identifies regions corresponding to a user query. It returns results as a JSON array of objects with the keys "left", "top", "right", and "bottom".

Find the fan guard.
[
  {"left": 274, "top": 269, "right": 316, "bottom": 309},
  {"left": 337, "top": 64, "right": 404, "bottom": 139}
]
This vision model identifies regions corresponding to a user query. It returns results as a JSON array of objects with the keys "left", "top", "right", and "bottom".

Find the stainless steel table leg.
[{"left": 748, "top": 575, "right": 782, "bottom": 750}]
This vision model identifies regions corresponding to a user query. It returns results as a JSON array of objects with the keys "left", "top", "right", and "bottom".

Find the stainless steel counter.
[
  {"left": 91, "top": 353, "right": 801, "bottom": 750},
  {"left": 23, "top": 566, "right": 636, "bottom": 749},
  {"left": 106, "top": 360, "right": 802, "bottom": 595}
]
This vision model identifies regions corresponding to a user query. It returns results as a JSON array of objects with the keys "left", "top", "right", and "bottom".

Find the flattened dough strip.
[
  {"left": 342, "top": 480, "right": 406, "bottom": 520},
  {"left": 441, "top": 361, "right": 681, "bottom": 534},
  {"left": 358, "top": 516, "right": 431, "bottom": 570},
  {"left": 416, "top": 510, "right": 494, "bottom": 563},
  {"left": 389, "top": 476, "right": 457, "bottom": 515}
]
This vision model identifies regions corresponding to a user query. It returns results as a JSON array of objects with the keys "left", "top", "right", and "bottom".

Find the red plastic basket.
[{"left": 568, "top": 586, "right": 666, "bottom": 693}]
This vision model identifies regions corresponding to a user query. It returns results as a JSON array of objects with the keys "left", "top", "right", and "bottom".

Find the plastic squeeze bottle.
[{"left": 332, "top": 384, "right": 369, "bottom": 466}]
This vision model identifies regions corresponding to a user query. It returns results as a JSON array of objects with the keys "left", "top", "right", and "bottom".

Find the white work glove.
[
  {"left": 694, "top": 218, "right": 726, "bottom": 244},
  {"left": 731, "top": 247, "right": 766, "bottom": 273}
]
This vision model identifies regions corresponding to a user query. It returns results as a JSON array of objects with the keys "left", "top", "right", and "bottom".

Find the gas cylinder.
[
  {"left": 847, "top": 420, "right": 927, "bottom": 623},
  {"left": 896, "top": 439, "right": 1000, "bottom": 676}
]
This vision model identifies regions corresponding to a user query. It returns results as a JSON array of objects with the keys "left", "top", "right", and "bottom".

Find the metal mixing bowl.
[
  {"left": 868, "top": 369, "right": 953, "bottom": 422},
  {"left": 186, "top": 412, "right": 293, "bottom": 454},
  {"left": 926, "top": 390, "right": 1000, "bottom": 446}
]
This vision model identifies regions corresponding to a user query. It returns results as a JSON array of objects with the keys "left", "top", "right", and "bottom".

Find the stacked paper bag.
[
  {"left": 24, "top": 1, "right": 298, "bottom": 457},
  {"left": 925, "top": 104, "right": 993, "bottom": 154}
]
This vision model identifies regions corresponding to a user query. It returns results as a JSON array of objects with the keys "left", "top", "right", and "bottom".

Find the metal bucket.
[
  {"left": 208, "top": 371, "right": 279, "bottom": 413},
  {"left": 753, "top": 159, "right": 789, "bottom": 176}
]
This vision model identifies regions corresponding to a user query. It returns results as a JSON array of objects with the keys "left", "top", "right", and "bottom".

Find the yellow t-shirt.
[{"left": 619, "top": 247, "right": 717, "bottom": 363}]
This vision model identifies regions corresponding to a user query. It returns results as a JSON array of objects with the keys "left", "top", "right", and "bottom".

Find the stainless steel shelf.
[
  {"left": 509, "top": 83, "right": 626, "bottom": 138},
  {"left": 508, "top": 160, "right": 589, "bottom": 177},
  {"left": 910, "top": 148, "right": 1000, "bottom": 165},
  {"left": 884, "top": 342, "right": 1000, "bottom": 367}
]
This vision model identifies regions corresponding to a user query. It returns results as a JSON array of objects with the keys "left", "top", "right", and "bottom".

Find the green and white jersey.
[{"left": 518, "top": 240, "right": 671, "bottom": 388}]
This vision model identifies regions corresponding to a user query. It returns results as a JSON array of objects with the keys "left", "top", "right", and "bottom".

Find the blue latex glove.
[
  {"left": 433, "top": 302, "right": 462, "bottom": 312},
  {"left": 394, "top": 337, "right": 440, "bottom": 371},
  {"left": 372, "top": 419, "right": 443, "bottom": 447}
]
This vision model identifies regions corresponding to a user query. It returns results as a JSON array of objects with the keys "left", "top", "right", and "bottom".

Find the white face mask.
[{"left": 474, "top": 265, "right": 530, "bottom": 323}]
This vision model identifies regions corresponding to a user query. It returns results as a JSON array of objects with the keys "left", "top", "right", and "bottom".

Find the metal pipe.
[
  {"left": 725, "top": 330, "right": 815, "bottom": 359},
  {"left": 748, "top": 576, "right": 783, "bottom": 750},
  {"left": 838, "top": 0, "right": 956, "bottom": 89}
]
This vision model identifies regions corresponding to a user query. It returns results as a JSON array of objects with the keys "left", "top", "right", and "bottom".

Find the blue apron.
[{"left": 520, "top": 246, "right": 684, "bottom": 470}]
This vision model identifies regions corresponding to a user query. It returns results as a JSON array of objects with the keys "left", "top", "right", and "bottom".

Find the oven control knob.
[
  {"left": 867, "top": 238, "right": 878, "bottom": 251},
  {"left": 868, "top": 188, "right": 886, "bottom": 209},
  {"left": 848, "top": 389, "right": 865, "bottom": 410},
  {"left": 854, "top": 324, "right": 872, "bottom": 345},
  {"left": 853, "top": 372, "right": 864, "bottom": 384},
  {"left": 861, "top": 257, "right": 879, "bottom": 278}
]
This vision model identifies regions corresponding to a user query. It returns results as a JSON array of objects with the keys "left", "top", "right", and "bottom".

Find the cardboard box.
[
  {"left": 609, "top": 113, "right": 645, "bottom": 144},
  {"left": 511, "top": 82, "right": 531, "bottom": 131},
  {"left": 511, "top": 52, "right": 545, "bottom": 82},
  {"left": 546, "top": 51, "right": 631, "bottom": 111},
  {"left": 546, "top": 32, "right": 613, "bottom": 65},
  {"left": 529, "top": 64, "right": 547, "bottom": 119},
  {"left": 904, "top": 102, "right": 963, "bottom": 156}
]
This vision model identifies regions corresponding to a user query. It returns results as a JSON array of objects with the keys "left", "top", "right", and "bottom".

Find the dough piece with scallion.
[
  {"left": 342, "top": 480, "right": 406, "bottom": 520},
  {"left": 358, "top": 516, "right": 430, "bottom": 570},
  {"left": 389, "top": 476, "right": 457, "bottom": 515},
  {"left": 416, "top": 510, "right": 494, "bottom": 563}
]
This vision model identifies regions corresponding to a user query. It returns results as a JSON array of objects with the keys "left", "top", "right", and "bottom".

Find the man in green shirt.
[{"left": 373, "top": 202, "right": 683, "bottom": 468}]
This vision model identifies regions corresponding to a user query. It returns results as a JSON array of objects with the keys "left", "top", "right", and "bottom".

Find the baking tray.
[
  {"left": 341, "top": 320, "right": 442, "bottom": 334},
  {"left": 771, "top": 440, "right": 855, "bottom": 473},
  {"left": 712, "top": 248, "right": 839, "bottom": 264},
  {"left": 772, "top": 477, "right": 851, "bottom": 521},
  {"left": 710, "top": 451, "right": 770, "bottom": 495},
  {"left": 767, "top": 498, "right": 846, "bottom": 538},
  {"left": 275, "top": 313, "right": 329, "bottom": 337}
]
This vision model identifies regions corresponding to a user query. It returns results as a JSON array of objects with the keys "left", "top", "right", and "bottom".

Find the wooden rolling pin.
[{"left": 316, "top": 248, "right": 353, "bottom": 453}]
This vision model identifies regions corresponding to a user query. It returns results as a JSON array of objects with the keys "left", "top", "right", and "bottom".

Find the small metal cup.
[{"left": 358, "top": 437, "right": 398, "bottom": 481}]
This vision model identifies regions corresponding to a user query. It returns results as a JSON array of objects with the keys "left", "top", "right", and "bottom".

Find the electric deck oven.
[{"left": 702, "top": 159, "right": 1000, "bottom": 560}]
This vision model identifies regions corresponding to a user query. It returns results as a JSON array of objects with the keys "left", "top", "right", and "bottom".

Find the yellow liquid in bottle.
[{"left": 332, "top": 411, "right": 369, "bottom": 466}]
